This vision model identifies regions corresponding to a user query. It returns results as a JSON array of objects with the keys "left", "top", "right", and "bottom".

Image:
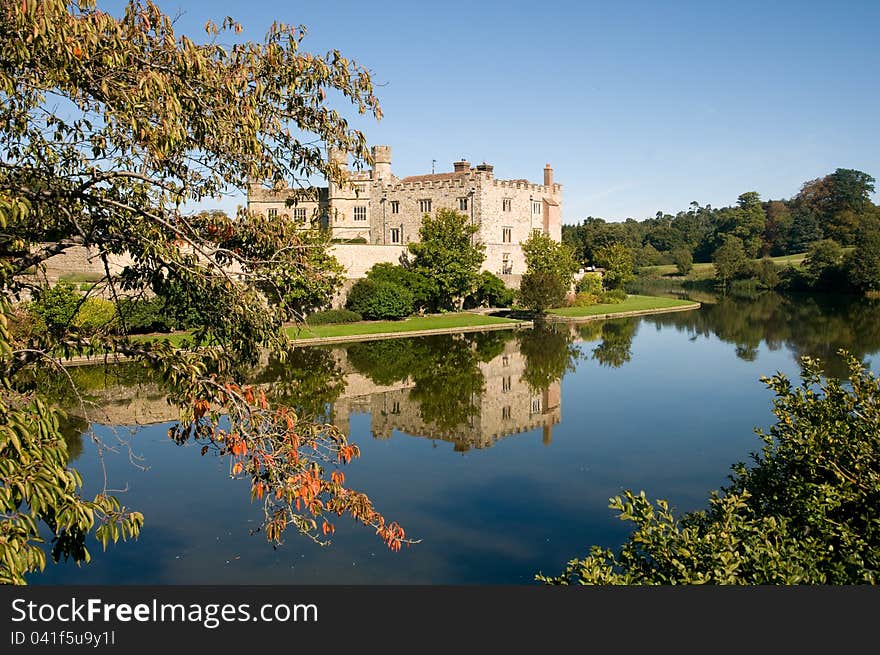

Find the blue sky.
[{"left": 105, "top": 0, "right": 879, "bottom": 223}]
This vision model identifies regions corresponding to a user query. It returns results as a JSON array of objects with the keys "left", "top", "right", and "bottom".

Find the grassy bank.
[
  {"left": 639, "top": 252, "right": 808, "bottom": 279},
  {"left": 547, "top": 294, "right": 699, "bottom": 318},
  {"left": 288, "top": 312, "right": 523, "bottom": 340},
  {"left": 130, "top": 312, "right": 525, "bottom": 346}
]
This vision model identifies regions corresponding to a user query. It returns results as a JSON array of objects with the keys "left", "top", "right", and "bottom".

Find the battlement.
[
  {"left": 384, "top": 176, "right": 474, "bottom": 192},
  {"left": 247, "top": 184, "right": 325, "bottom": 203},
  {"left": 491, "top": 178, "right": 563, "bottom": 194},
  {"left": 379, "top": 175, "right": 562, "bottom": 194}
]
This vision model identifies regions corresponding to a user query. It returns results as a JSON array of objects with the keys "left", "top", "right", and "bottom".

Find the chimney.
[
  {"left": 475, "top": 162, "right": 494, "bottom": 176},
  {"left": 453, "top": 159, "right": 471, "bottom": 174},
  {"left": 543, "top": 163, "right": 553, "bottom": 187}
]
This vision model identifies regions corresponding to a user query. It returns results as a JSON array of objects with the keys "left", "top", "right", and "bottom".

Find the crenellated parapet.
[{"left": 490, "top": 178, "right": 563, "bottom": 194}]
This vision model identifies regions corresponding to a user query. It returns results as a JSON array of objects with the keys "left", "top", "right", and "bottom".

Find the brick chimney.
[
  {"left": 453, "top": 159, "right": 470, "bottom": 173},
  {"left": 543, "top": 163, "right": 553, "bottom": 187}
]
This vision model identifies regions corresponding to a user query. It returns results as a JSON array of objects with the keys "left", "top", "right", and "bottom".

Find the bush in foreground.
[{"left": 539, "top": 352, "right": 880, "bottom": 584}]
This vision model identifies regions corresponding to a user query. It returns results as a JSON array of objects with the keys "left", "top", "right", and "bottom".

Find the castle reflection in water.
[
  {"left": 331, "top": 338, "right": 560, "bottom": 451},
  {"left": 70, "top": 331, "right": 565, "bottom": 452}
]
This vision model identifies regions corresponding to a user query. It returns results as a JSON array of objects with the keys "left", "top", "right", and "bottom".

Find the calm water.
[{"left": 32, "top": 291, "right": 880, "bottom": 584}]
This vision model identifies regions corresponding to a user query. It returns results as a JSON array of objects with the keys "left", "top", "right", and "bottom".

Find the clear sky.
[{"left": 103, "top": 0, "right": 880, "bottom": 223}]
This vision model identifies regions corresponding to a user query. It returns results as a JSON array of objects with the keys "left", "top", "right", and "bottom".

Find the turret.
[{"left": 371, "top": 145, "right": 392, "bottom": 181}]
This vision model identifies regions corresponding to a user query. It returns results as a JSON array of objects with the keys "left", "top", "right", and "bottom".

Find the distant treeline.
[{"left": 563, "top": 168, "right": 878, "bottom": 267}]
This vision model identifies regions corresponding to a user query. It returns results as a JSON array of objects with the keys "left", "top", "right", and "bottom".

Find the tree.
[
  {"left": 846, "top": 224, "right": 880, "bottom": 292},
  {"left": 794, "top": 169, "right": 876, "bottom": 245},
  {"left": 523, "top": 230, "right": 579, "bottom": 287},
  {"left": 407, "top": 208, "right": 484, "bottom": 310},
  {"left": 518, "top": 271, "right": 568, "bottom": 313},
  {"left": 593, "top": 243, "right": 635, "bottom": 290},
  {"left": 712, "top": 236, "right": 747, "bottom": 286},
  {"left": 538, "top": 353, "right": 880, "bottom": 584},
  {"left": 1, "top": 0, "right": 408, "bottom": 584},
  {"left": 803, "top": 238, "right": 844, "bottom": 287},
  {"left": 671, "top": 247, "right": 693, "bottom": 275}
]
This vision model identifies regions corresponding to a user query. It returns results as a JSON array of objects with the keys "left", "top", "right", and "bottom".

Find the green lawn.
[
  {"left": 640, "top": 252, "right": 808, "bottom": 279},
  {"left": 130, "top": 312, "right": 523, "bottom": 346},
  {"left": 288, "top": 312, "right": 523, "bottom": 340},
  {"left": 547, "top": 294, "right": 699, "bottom": 318}
]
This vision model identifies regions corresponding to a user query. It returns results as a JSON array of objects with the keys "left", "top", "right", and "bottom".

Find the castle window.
[
  {"left": 293, "top": 207, "right": 307, "bottom": 222},
  {"left": 418, "top": 199, "right": 432, "bottom": 213},
  {"left": 531, "top": 200, "right": 542, "bottom": 214},
  {"left": 458, "top": 197, "right": 469, "bottom": 211},
  {"left": 502, "top": 198, "right": 512, "bottom": 212},
  {"left": 354, "top": 206, "right": 367, "bottom": 221},
  {"left": 502, "top": 355, "right": 510, "bottom": 367},
  {"left": 390, "top": 200, "right": 399, "bottom": 214},
  {"left": 391, "top": 401, "right": 400, "bottom": 415},
  {"left": 389, "top": 227, "right": 401, "bottom": 244},
  {"left": 531, "top": 397, "right": 542, "bottom": 415},
  {"left": 267, "top": 208, "right": 278, "bottom": 219},
  {"left": 502, "top": 406, "right": 512, "bottom": 420},
  {"left": 502, "top": 227, "right": 512, "bottom": 243},
  {"left": 502, "top": 252, "right": 512, "bottom": 275},
  {"left": 502, "top": 376, "right": 512, "bottom": 393}
]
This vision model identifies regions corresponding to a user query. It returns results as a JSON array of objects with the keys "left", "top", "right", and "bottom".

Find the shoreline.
[
  {"left": 58, "top": 298, "right": 701, "bottom": 365},
  {"left": 544, "top": 301, "right": 700, "bottom": 324}
]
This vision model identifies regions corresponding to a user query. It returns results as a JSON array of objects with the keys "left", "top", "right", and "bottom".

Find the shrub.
[
  {"left": 599, "top": 289, "right": 627, "bottom": 304},
  {"left": 306, "top": 308, "right": 362, "bottom": 325},
  {"left": 464, "top": 271, "right": 515, "bottom": 308},
  {"left": 539, "top": 353, "right": 880, "bottom": 584},
  {"left": 115, "top": 297, "right": 176, "bottom": 333},
  {"left": 72, "top": 297, "right": 118, "bottom": 335},
  {"left": 570, "top": 292, "right": 600, "bottom": 307},
  {"left": 345, "top": 279, "right": 413, "bottom": 320},
  {"left": 365, "top": 263, "right": 436, "bottom": 312},
  {"left": 31, "top": 280, "right": 80, "bottom": 336},
  {"left": 576, "top": 273, "right": 603, "bottom": 295},
  {"left": 7, "top": 303, "right": 46, "bottom": 344},
  {"left": 756, "top": 258, "right": 781, "bottom": 289},
  {"left": 518, "top": 271, "right": 568, "bottom": 313}
]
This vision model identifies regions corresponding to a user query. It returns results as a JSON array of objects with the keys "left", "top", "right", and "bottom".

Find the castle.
[{"left": 247, "top": 146, "right": 563, "bottom": 283}]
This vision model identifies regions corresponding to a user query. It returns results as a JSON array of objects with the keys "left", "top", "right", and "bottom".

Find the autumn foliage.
[
  {"left": 1, "top": 0, "right": 406, "bottom": 584},
  {"left": 175, "top": 383, "right": 410, "bottom": 551}
]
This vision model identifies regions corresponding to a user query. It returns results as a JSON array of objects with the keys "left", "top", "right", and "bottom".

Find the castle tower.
[
  {"left": 372, "top": 145, "right": 392, "bottom": 181},
  {"left": 327, "top": 147, "right": 349, "bottom": 200}
]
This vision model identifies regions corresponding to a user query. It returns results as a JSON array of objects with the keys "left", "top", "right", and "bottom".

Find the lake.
[{"left": 31, "top": 291, "right": 880, "bottom": 584}]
